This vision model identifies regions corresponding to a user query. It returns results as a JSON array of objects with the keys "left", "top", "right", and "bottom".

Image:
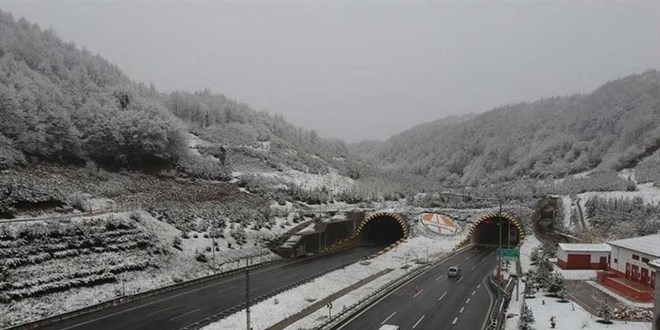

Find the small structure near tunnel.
[{"left": 557, "top": 243, "right": 610, "bottom": 270}]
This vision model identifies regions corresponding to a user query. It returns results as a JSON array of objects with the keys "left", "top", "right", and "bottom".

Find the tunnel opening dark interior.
[
  {"left": 359, "top": 215, "right": 405, "bottom": 246},
  {"left": 471, "top": 217, "right": 520, "bottom": 246}
]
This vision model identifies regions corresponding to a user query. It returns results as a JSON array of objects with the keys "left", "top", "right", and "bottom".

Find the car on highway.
[{"left": 448, "top": 266, "right": 461, "bottom": 278}]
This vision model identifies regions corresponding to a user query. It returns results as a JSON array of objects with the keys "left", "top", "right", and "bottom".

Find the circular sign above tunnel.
[{"left": 420, "top": 213, "right": 459, "bottom": 236}]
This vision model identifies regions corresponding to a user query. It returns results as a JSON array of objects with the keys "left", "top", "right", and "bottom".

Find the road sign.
[{"left": 498, "top": 248, "right": 519, "bottom": 260}]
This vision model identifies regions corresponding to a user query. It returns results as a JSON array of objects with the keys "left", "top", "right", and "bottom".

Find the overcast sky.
[{"left": 2, "top": 1, "right": 659, "bottom": 142}]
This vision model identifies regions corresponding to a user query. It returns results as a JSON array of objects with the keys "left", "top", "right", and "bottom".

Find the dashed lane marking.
[
  {"left": 457, "top": 277, "right": 463, "bottom": 284},
  {"left": 472, "top": 290, "right": 476, "bottom": 296},
  {"left": 435, "top": 274, "right": 444, "bottom": 281},
  {"left": 477, "top": 284, "right": 481, "bottom": 289},
  {"left": 169, "top": 308, "right": 201, "bottom": 321},
  {"left": 381, "top": 311, "right": 396, "bottom": 324},
  {"left": 412, "top": 315, "right": 425, "bottom": 329},
  {"left": 145, "top": 306, "right": 175, "bottom": 317},
  {"left": 438, "top": 292, "right": 447, "bottom": 301},
  {"left": 452, "top": 317, "right": 458, "bottom": 325},
  {"left": 470, "top": 265, "right": 476, "bottom": 270},
  {"left": 413, "top": 289, "right": 424, "bottom": 298},
  {"left": 466, "top": 298, "right": 471, "bottom": 304}
]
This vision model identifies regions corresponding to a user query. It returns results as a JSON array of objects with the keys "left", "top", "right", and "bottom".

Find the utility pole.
[{"left": 245, "top": 258, "right": 251, "bottom": 330}]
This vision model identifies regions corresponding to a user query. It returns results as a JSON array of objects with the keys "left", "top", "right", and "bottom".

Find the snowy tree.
[
  {"left": 598, "top": 302, "right": 613, "bottom": 323},
  {"left": 547, "top": 272, "right": 565, "bottom": 296},
  {"left": 519, "top": 302, "right": 535, "bottom": 330}
]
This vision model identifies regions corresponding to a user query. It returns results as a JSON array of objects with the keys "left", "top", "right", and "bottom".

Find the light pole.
[{"left": 245, "top": 257, "right": 251, "bottom": 330}]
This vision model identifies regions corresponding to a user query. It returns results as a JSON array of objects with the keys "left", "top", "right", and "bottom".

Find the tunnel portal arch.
[
  {"left": 355, "top": 212, "right": 409, "bottom": 247},
  {"left": 461, "top": 211, "right": 525, "bottom": 247}
]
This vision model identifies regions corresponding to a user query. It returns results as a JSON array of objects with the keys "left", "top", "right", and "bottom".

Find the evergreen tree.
[
  {"left": 598, "top": 302, "right": 613, "bottom": 323},
  {"left": 519, "top": 302, "right": 535, "bottom": 330}
]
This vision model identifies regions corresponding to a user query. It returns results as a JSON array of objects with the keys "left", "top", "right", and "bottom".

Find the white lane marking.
[
  {"left": 169, "top": 308, "right": 201, "bottom": 321},
  {"left": 457, "top": 277, "right": 463, "bottom": 283},
  {"left": 435, "top": 274, "right": 444, "bottom": 281},
  {"left": 452, "top": 317, "right": 458, "bottom": 325},
  {"left": 466, "top": 298, "right": 471, "bottom": 304},
  {"left": 250, "top": 286, "right": 261, "bottom": 292},
  {"left": 472, "top": 290, "right": 476, "bottom": 296},
  {"left": 465, "top": 255, "right": 473, "bottom": 261},
  {"left": 438, "top": 292, "right": 447, "bottom": 301},
  {"left": 477, "top": 284, "right": 481, "bottom": 289},
  {"left": 470, "top": 265, "right": 476, "bottom": 270},
  {"left": 459, "top": 306, "right": 465, "bottom": 313},
  {"left": 412, "top": 314, "right": 425, "bottom": 329},
  {"left": 145, "top": 306, "right": 175, "bottom": 316},
  {"left": 381, "top": 311, "right": 397, "bottom": 324},
  {"left": 413, "top": 289, "right": 424, "bottom": 298},
  {"left": 335, "top": 245, "right": 475, "bottom": 330}
]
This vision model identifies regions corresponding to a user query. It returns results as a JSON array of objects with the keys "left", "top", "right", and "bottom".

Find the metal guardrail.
[
  {"left": 314, "top": 244, "right": 475, "bottom": 330},
  {"left": 8, "top": 254, "right": 279, "bottom": 330},
  {"left": 486, "top": 276, "right": 515, "bottom": 330},
  {"left": 179, "top": 259, "right": 359, "bottom": 330}
]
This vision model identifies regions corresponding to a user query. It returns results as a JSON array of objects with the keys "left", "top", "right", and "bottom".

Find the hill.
[{"left": 351, "top": 70, "right": 660, "bottom": 186}]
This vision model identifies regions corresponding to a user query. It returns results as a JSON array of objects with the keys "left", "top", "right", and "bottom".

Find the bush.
[{"left": 194, "top": 249, "right": 208, "bottom": 263}]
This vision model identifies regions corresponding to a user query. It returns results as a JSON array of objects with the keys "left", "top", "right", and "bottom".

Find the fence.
[
  {"left": 486, "top": 274, "right": 516, "bottom": 330},
  {"left": 8, "top": 254, "right": 279, "bottom": 330}
]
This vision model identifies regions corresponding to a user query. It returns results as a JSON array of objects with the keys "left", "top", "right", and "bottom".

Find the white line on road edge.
[
  {"left": 438, "top": 292, "right": 447, "bottom": 301},
  {"left": 413, "top": 289, "right": 424, "bottom": 298},
  {"left": 381, "top": 311, "right": 397, "bottom": 324},
  {"left": 457, "top": 277, "right": 463, "bottom": 283},
  {"left": 459, "top": 307, "right": 465, "bottom": 313},
  {"left": 466, "top": 298, "right": 471, "bottom": 304},
  {"left": 452, "top": 317, "right": 458, "bottom": 325},
  {"left": 435, "top": 274, "right": 443, "bottom": 281},
  {"left": 412, "top": 315, "right": 425, "bottom": 329},
  {"left": 170, "top": 308, "right": 201, "bottom": 321}
]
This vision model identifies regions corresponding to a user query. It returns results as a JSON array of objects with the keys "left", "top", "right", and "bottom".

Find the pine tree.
[
  {"left": 598, "top": 302, "right": 612, "bottom": 323},
  {"left": 547, "top": 272, "right": 565, "bottom": 296},
  {"left": 519, "top": 302, "right": 535, "bottom": 330}
]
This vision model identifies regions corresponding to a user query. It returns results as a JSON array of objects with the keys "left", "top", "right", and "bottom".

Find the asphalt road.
[
  {"left": 338, "top": 246, "right": 498, "bottom": 330},
  {"left": 37, "top": 245, "right": 384, "bottom": 330}
]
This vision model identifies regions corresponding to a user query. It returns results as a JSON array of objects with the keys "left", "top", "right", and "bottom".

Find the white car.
[{"left": 448, "top": 266, "right": 461, "bottom": 278}]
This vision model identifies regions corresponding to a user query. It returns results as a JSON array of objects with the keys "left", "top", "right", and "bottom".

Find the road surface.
[
  {"left": 338, "top": 246, "right": 498, "bottom": 330},
  {"left": 37, "top": 245, "right": 384, "bottom": 330}
]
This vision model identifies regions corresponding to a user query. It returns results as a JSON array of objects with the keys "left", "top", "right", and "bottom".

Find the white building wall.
[
  {"left": 557, "top": 248, "right": 608, "bottom": 263},
  {"left": 610, "top": 245, "right": 657, "bottom": 275}
]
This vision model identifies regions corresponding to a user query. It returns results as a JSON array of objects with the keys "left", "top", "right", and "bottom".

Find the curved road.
[
  {"left": 36, "top": 245, "right": 384, "bottom": 330},
  {"left": 338, "top": 246, "right": 497, "bottom": 330}
]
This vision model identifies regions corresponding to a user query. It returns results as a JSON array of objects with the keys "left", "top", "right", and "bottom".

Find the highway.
[
  {"left": 338, "top": 245, "right": 498, "bottom": 330},
  {"left": 37, "top": 245, "right": 384, "bottom": 330}
]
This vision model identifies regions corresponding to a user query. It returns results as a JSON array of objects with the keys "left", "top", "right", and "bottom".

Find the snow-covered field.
[
  {"left": 232, "top": 168, "right": 354, "bottom": 194},
  {"left": 578, "top": 183, "right": 660, "bottom": 206},
  {"left": 202, "top": 224, "right": 466, "bottom": 330}
]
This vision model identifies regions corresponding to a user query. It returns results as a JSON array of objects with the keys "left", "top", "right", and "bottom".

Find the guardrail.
[
  {"left": 179, "top": 258, "right": 358, "bottom": 330},
  {"left": 314, "top": 244, "right": 475, "bottom": 330},
  {"left": 486, "top": 275, "right": 515, "bottom": 330},
  {"left": 8, "top": 253, "right": 279, "bottom": 330}
]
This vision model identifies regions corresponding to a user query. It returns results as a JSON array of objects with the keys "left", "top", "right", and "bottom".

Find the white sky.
[{"left": 2, "top": 1, "right": 659, "bottom": 142}]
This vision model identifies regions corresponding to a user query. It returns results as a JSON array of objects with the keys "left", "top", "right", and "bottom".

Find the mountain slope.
[{"left": 353, "top": 70, "right": 660, "bottom": 186}]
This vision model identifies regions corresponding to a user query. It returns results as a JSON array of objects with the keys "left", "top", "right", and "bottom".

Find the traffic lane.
[
  {"left": 385, "top": 247, "right": 496, "bottom": 329},
  {"left": 450, "top": 275, "right": 495, "bottom": 330},
  {"left": 422, "top": 250, "right": 497, "bottom": 329},
  {"left": 43, "top": 245, "right": 384, "bottom": 330},
  {"left": 338, "top": 246, "right": 494, "bottom": 329}
]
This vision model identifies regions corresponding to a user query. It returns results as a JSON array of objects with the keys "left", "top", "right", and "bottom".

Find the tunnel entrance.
[
  {"left": 356, "top": 212, "right": 408, "bottom": 247},
  {"left": 467, "top": 212, "right": 524, "bottom": 247}
]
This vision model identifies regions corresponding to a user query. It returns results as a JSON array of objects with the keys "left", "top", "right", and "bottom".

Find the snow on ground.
[
  {"left": 523, "top": 293, "right": 651, "bottom": 330},
  {"left": 578, "top": 183, "right": 660, "bottom": 206},
  {"left": 553, "top": 267, "right": 598, "bottom": 281},
  {"left": 234, "top": 168, "right": 355, "bottom": 194},
  {"left": 505, "top": 235, "right": 651, "bottom": 330},
  {"left": 203, "top": 227, "right": 466, "bottom": 330}
]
